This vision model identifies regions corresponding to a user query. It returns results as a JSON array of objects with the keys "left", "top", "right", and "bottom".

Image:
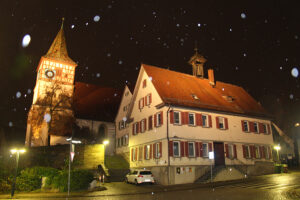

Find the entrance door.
[{"left": 214, "top": 142, "right": 225, "bottom": 166}]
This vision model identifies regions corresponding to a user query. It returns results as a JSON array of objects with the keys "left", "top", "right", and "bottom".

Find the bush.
[{"left": 52, "top": 169, "right": 94, "bottom": 192}]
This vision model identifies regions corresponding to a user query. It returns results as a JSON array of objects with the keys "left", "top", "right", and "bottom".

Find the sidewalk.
[{"left": 0, "top": 172, "right": 297, "bottom": 199}]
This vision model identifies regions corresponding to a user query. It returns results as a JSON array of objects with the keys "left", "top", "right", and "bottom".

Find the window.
[
  {"left": 133, "top": 122, "right": 139, "bottom": 135},
  {"left": 255, "top": 146, "right": 260, "bottom": 158},
  {"left": 202, "top": 115, "right": 209, "bottom": 127},
  {"left": 141, "top": 119, "right": 146, "bottom": 133},
  {"left": 119, "top": 120, "right": 126, "bottom": 130},
  {"left": 188, "top": 142, "right": 195, "bottom": 157},
  {"left": 217, "top": 117, "right": 225, "bottom": 129},
  {"left": 242, "top": 121, "right": 250, "bottom": 132},
  {"left": 188, "top": 113, "right": 195, "bottom": 126},
  {"left": 228, "top": 144, "right": 234, "bottom": 159},
  {"left": 264, "top": 146, "right": 270, "bottom": 159},
  {"left": 138, "top": 146, "right": 143, "bottom": 161},
  {"left": 132, "top": 148, "right": 136, "bottom": 161},
  {"left": 173, "top": 141, "right": 180, "bottom": 157},
  {"left": 148, "top": 116, "right": 153, "bottom": 130},
  {"left": 155, "top": 143, "right": 160, "bottom": 158},
  {"left": 262, "top": 124, "right": 268, "bottom": 134},
  {"left": 139, "top": 98, "right": 144, "bottom": 109},
  {"left": 143, "top": 79, "right": 147, "bottom": 88},
  {"left": 156, "top": 112, "right": 163, "bottom": 127},
  {"left": 202, "top": 143, "right": 209, "bottom": 157},
  {"left": 253, "top": 122, "right": 259, "bottom": 133},
  {"left": 145, "top": 145, "right": 150, "bottom": 160},
  {"left": 145, "top": 94, "right": 151, "bottom": 106},
  {"left": 174, "top": 111, "right": 181, "bottom": 125},
  {"left": 244, "top": 145, "right": 251, "bottom": 158}
]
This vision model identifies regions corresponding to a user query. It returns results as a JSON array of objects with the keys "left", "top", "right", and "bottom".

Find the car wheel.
[{"left": 135, "top": 179, "right": 139, "bottom": 185}]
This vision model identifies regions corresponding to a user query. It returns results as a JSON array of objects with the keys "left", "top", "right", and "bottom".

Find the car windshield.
[{"left": 140, "top": 171, "right": 152, "bottom": 175}]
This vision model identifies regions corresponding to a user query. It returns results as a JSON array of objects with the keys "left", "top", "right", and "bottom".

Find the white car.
[{"left": 125, "top": 169, "right": 155, "bottom": 185}]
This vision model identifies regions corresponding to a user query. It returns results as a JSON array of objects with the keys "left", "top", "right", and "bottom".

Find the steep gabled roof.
[
  {"left": 43, "top": 19, "right": 77, "bottom": 66},
  {"left": 73, "top": 82, "right": 122, "bottom": 122},
  {"left": 142, "top": 64, "right": 270, "bottom": 118}
]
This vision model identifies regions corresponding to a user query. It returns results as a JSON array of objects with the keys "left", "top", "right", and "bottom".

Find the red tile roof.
[
  {"left": 143, "top": 64, "right": 270, "bottom": 118},
  {"left": 74, "top": 82, "right": 122, "bottom": 122}
]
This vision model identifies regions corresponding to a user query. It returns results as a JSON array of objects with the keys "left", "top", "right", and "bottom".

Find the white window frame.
[
  {"left": 173, "top": 111, "right": 181, "bottom": 125},
  {"left": 243, "top": 121, "right": 250, "bottom": 132},
  {"left": 141, "top": 119, "right": 145, "bottom": 133},
  {"left": 145, "top": 94, "right": 151, "bottom": 106},
  {"left": 173, "top": 141, "right": 180, "bottom": 157},
  {"left": 133, "top": 122, "right": 138, "bottom": 135},
  {"left": 253, "top": 122, "right": 259, "bottom": 133},
  {"left": 228, "top": 144, "right": 234, "bottom": 159},
  {"left": 218, "top": 117, "right": 225, "bottom": 129},
  {"left": 202, "top": 115, "right": 209, "bottom": 127},
  {"left": 188, "top": 113, "right": 196, "bottom": 126},
  {"left": 155, "top": 143, "right": 160, "bottom": 158},
  {"left": 202, "top": 143, "right": 209, "bottom": 157},
  {"left": 255, "top": 146, "right": 260, "bottom": 159},
  {"left": 245, "top": 145, "right": 251, "bottom": 158},
  {"left": 156, "top": 112, "right": 162, "bottom": 127},
  {"left": 146, "top": 145, "right": 150, "bottom": 160},
  {"left": 188, "top": 142, "right": 195, "bottom": 157},
  {"left": 262, "top": 124, "right": 268, "bottom": 134}
]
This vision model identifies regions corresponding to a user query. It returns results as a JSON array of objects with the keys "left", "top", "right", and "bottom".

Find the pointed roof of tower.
[
  {"left": 188, "top": 46, "right": 207, "bottom": 65},
  {"left": 43, "top": 18, "right": 77, "bottom": 66}
]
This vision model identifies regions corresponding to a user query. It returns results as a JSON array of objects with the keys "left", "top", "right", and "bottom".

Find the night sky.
[{"left": 1, "top": 0, "right": 300, "bottom": 144}]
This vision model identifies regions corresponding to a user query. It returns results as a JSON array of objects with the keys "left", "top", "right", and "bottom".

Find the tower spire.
[
  {"left": 188, "top": 43, "right": 207, "bottom": 78},
  {"left": 43, "top": 18, "right": 77, "bottom": 65}
]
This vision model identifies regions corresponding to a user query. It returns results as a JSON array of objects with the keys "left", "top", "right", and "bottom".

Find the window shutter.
[
  {"left": 185, "top": 112, "right": 189, "bottom": 125},
  {"left": 261, "top": 146, "right": 265, "bottom": 158},
  {"left": 250, "top": 146, "right": 255, "bottom": 158},
  {"left": 131, "top": 148, "right": 133, "bottom": 161},
  {"left": 216, "top": 117, "right": 220, "bottom": 129},
  {"left": 185, "top": 142, "right": 189, "bottom": 157},
  {"left": 180, "top": 142, "right": 185, "bottom": 157},
  {"left": 242, "top": 145, "right": 246, "bottom": 158},
  {"left": 135, "top": 148, "right": 138, "bottom": 161},
  {"left": 150, "top": 144, "right": 152, "bottom": 159},
  {"left": 159, "top": 142, "right": 162, "bottom": 158},
  {"left": 170, "top": 110, "right": 174, "bottom": 124},
  {"left": 199, "top": 142, "right": 203, "bottom": 157},
  {"left": 144, "top": 119, "right": 147, "bottom": 131},
  {"left": 259, "top": 123, "right": 264, "bottom": 133},
  {"left": 225, "top": 144, "right": 229, "bottom": 158},
  {"left": 160, "top": 111, "right": 163, "bottom": 125},
  {"left": 208, "top": 143, "right": 213, "bottom": 152},
  {"left": 132, "top": 124, "right": 135, "bottom": 135},
  {"left": 154, "top": 114, "right": 157, "bottom": 127},
  {"left": 195, "top": 142, "right": 199, "bottom": 157},
  {"left": 241, "top": 120, "right": 245, "bottom": 132},
  {"left": 195, "top": 114, "right": 202, "bottom": 126},
  {"left": 149, "top": 93, "right": 152, "bottom": 104},
  {"left": 139, "top": 99, "right": 141, "bottom": 109},
  {"left": 144, "top": 146, "right": 146, "bottom": 160},
  {"left": 138, "top": 122, "right": 141, "bottom": 133},
  {"left": 267, "top": 124, "right": 271, "bottom": 135},
  {"left": 153, "top": 144, "right": 156, "bottom": 159},
  {"left": 249, "top": 122, "right": 255, "bottom": 132},
  {"left": 233, "top": 144, "right": 237, "bottom": 159},
  {"left": 225, "top": 118, "right": 229, "bottom": 130},
  {"left": 169, "top": 141, "right": 173, "bottom": 157},
  {"left": 208, "top": 115, "right": 212, "bottom": 127},
  {"left": 143, "top": 97, "right": 145, "bottom": 107}
]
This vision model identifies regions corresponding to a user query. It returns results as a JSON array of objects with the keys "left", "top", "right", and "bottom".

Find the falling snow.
[
  {"left": 291, "top": 67, "right": 299, "bottom": 78},
  {"left": 93, "top": 15, "right": 100, "bottom": 22},
  {"left": 241, "top": 13, "right": 246, "bottom": 19},
  {"left": 16, "top": 91, "right": 21, "bottom": 98},
  {"left": 44, "top": 113, "right": 51, "bottom": 123},
  {"left": 22, "top": 34, "right": 31, "bottom": 47}
]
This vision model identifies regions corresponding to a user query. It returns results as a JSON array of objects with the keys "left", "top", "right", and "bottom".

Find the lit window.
[
  {"left": 173, "top": 141, "right": 180, "bottom": 157},
  {"left": 255, "top": 146, "right": 260, "bottom": 159},
  {"left": 217, "top": 117, "right": 225, "bottom": 129},
  {"left": 202, "top": 115, "right": 209, "bottom": 127},
  {"left": 174, "top": 111, "right": 181, "bottom": 124},
  {"left": 243, "top": 121, "right": 250, "bottom": 132},
  {"left": 145, "top": 145, "right": 150, "bottom": 160},
  {"left": 155, "top": 143, "right": 160, "bottom": 158},
  {"left": 188, "top": 142, "right": 195, "bottom": 157},
  {"left": 188, "top": 113, "right": 195, "bottom": 126},
  {"left": 202, "top": 143, "right": 209, "bottom": 157},
  {"left": 253, "top": 122, "right": 259, "bottom": 133}
]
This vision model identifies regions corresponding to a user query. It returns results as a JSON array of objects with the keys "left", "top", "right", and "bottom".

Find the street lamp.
[
  {"left": 10, "top": 148, "right": 26, "bottom": 198},
  {"left": 274, "top": 145, "right": 281, "bottom": 164},
  {"left": 66, "top": 137, "right": 81, "bottom": 197}
]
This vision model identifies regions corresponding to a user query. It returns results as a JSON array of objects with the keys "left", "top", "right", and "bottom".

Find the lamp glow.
[
  {"left": 103, "top": 140, "right": 109, "bottom": 145},
  {"left": 274, "top": 146, "right": 281, "bottom": 150},
  {"left": 295, "top": 123, "right": 300, "bottom": 127}
]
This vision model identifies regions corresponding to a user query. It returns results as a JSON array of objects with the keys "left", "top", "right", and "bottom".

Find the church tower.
[
  {"left": 188, "top": 47, "right": 207, "bottom": 78},
  {"left": 25, "top": 18, "right": 77, "bottom": 147}
]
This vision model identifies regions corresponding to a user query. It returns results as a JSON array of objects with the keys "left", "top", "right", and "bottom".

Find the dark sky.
[{"left": 1, "top": 0, "right": 300, "bottom": 143}]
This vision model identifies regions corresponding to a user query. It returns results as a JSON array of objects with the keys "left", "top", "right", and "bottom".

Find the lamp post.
[
  {"left": 10, "top": 148, "right": 26, "bottom": 198},
  {"left": 274, "top": 145, "right": 281, "bottom": 164},
  {"left": 66, "top": 137, "right": 81, "bottom": 197}
]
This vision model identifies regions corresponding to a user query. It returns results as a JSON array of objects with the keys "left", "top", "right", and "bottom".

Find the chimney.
[{"left": 208, "top": 69, "right": 215, "bottom": 86}]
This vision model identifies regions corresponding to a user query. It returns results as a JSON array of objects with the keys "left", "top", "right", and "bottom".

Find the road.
[{"left": 4, "top": 172, "right": 300, "bottom": 200}]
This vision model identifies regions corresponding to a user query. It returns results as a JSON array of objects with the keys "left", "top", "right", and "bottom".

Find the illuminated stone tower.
[
  {"left": 25, "top": 18, "right": 77, "bottom": 147},
  {"left": 188, "top": 47, "right": 207, "bottom": 78}
]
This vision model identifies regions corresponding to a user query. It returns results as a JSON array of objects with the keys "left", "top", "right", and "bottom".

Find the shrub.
[{"left": 52, "top": 169, "right": 94, "bottom": 192}]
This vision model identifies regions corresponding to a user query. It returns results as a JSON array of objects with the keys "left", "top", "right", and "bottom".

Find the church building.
[
  {"left": 116, "top": 48, "right": 275, "bottom": 185},
  {"left": 25, "top": 19, "right": 120, "bottom": 155}
]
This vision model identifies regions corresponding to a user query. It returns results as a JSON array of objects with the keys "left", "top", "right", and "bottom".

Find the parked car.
[{"left": 125, "top": 169, "right": 155, "bottom": 185}]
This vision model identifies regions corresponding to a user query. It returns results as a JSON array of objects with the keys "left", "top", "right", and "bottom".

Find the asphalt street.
[{"left": 2, "top": 172, "right": 300, "bottom": 200}]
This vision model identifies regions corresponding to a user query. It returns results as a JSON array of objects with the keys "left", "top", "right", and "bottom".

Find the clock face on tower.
[{"left": 45, "top": 69, "right": 55, "bottom": 79}]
